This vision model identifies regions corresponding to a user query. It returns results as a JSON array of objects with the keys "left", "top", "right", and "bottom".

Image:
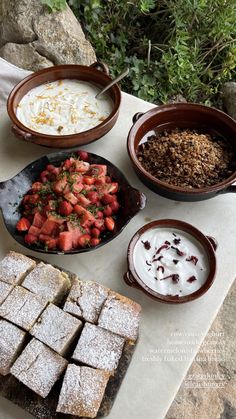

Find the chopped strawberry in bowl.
[{"left": 2, "top": 150, "right": 146, "bottom": 254}]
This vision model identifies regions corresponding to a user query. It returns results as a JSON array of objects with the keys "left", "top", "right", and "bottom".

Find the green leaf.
[{"left": 41, "top": 0, "right": 67, "bottom": 12}]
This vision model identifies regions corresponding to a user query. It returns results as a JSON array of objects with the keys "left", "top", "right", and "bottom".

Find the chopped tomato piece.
[
  {"left": 40, "top": 220, "right": 59, "bottom": 236},
  {"left": 104, "top": 216, "right": 115, "bottom": 231},
  {"left": 75, "top": 160, "right": 90, "bottom": 173},
  {"left": 33, "top": 212, "right": 46, "bottom": 228},
  {"left": 89, "top": 164, "right": 107, "bottom": 177},
  {"left": 58, "top": 201, "right": 73, "bottom": 216},
  {"left": 78, "top": 234, "right": 91, "bottom": 247},
  {"left": 52, "top": 177, "right": 67, "bottom": 194},
  {"left": 77, "top": 194, "right": 91, "bottom": 207},
  {"left": 59, "top": 232, "right": 73, "bottom": 251},
  {"left": 90, "top": 238, "right": 101, "bottom": 247},
  {"left": 101, "top": 193, "right": 115, "bottom": 205},
  {"left": 28, "top": 225, "right": 41, "bottom": 237},
  {"left": 83, "top": 176, "right": 95, "bottom": 185},
  {"left": 16, "top": 217, "right": 31, "bottom": 231},
  {"left": 77, "top": 150, "right": 89, "bottom": 161},
  {"left": 64, "top": 192, "right": 78, "bottom": 206},
  {"left": 73, "top": 204, "right": 86, "bottom": 215},
  {"left": 24, "top": 234, "right": 38, "bottom": 245}
]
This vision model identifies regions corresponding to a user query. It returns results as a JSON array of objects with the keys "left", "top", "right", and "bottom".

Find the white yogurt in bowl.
[
  {"left": 16, "top": 79, "right": 113, "bottom": 136},
  {"left": 133, "top": 227, "right": 210, "bottom": 297}
]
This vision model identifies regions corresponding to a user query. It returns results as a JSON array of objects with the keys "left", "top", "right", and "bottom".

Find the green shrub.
[{"left": 42, "top": 0, "right": 236, "bottom": 105}]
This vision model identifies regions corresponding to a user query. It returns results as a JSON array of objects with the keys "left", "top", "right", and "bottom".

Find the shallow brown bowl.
[
  {"left": 7, "top": 62, "right": 121, "bottom": 148},
  {"left": 0, "top": 149, "right": 146, "bottom": 254},
  {"left": 124, "top": 219, "right": 217, "bottom": 304},
  {"left": 127, "top": 103, "right": 236, "bottom": 201}
]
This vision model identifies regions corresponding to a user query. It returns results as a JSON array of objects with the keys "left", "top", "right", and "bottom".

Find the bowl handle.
[
  {"left": 12, "top": 125, "right": 35, "bottom": 142},
  {"left": 225, "top": 184, "right": 236, "bottom": 193},
  {"left": 132, "top": 112, "right": 144, "bottom": 124},
  {"left": 127, "top": 187, "right": 146, "bottom": 215},
  {"left": 124, "top": 271, "right": 142, "bottom": 290},
  {"left": 207, "top": 236, "right": 218, "bottom": 251},
  {"left": 90, "top": 61, "right": 109, "bottom": 75}
]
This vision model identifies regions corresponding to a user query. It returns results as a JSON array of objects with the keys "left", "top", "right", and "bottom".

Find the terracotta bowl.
[
  {"left": 0, "top": 149, "right": 146, "bottom": 255},
  {"left": 127, "top": 103, "right": 236, "bottom": 201},
  {"left": 124, "top": 219, "right": 217, "bottom": 304},
  {"left": 7, "top": 62, "right": 121, "bottom": 148}
]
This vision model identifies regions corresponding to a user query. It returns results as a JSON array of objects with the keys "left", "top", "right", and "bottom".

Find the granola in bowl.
[{"left": 137, "top": 129, "right": 234, "bottom": 189}]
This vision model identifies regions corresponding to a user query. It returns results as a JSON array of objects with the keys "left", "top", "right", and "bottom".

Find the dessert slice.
[
  {"left": 22, "top": 262, "right": 71, "bottom": 304},
  {"left": 0, "top": 286, "right": 48, "bottom": 331},
  {"left": 0, "top": 319, "right": 27, "bottom": 376},
  {"left": 31, "top": 303, "right": 82, "bottom": 355},
  {"left": 72, "top": 323, "right": 125, "bottom": 373},
  {"left": 63, "top": 279, "right": 109, "bottom": 323},
  {"left": 11, "top": 338, "right": 68, "bottom": 398},
  {"left": 98, "top": 292, "right": 141, "bottom": 341},
  {"left": 0, "top": 280, "right": 14, "bottom": 305},
  {"left": 56, "top": 364, "right": 110, "bottom": 418},
  {"left": 0, "top": 251, "right": 36, "bottom": 285}
]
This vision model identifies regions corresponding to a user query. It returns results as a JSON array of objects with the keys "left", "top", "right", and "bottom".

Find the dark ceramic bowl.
[
  {"left": 124, "top": 219, "right": 217, "bottom": 304},
  {"left": 0, "top": 150, "right": 146, "bottom": 254},
  {"left": 7, "top": 62, "right": 121, "bottom": 148},
  {"left": 127, "top": 103, "right": 236, "bottom": 201}
]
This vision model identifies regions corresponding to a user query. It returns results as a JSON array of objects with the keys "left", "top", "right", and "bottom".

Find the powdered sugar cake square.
[{"left": 0, "top": 252, "right": 141, "bottom": 418}]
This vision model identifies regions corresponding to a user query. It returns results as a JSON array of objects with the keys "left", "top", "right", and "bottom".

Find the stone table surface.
[
  {"left": 166, "top": 280, "right": 236, "bottom": 419},
  {"left": 0, "top": 58, "right": 235, "bottom": 419}
]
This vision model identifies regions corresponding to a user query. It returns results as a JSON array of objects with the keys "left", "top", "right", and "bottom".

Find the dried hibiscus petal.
[
  {"left": 156, "top": 243, "right": 170, "bottom": 254},
  {"left": 142, "top": 240, "right": 151, "bottom": 250},
  {"left": 171, "top": 246, "right": 185, "bottom": 257},
  {"left": 187, "top": 275, "right": 197, "bottom": 283},
  {"left": 160, "top": 274, "right": 180, "bottom": 283},
  {"left": 186, "top": 256, "right": 198, "bottom": 265}
]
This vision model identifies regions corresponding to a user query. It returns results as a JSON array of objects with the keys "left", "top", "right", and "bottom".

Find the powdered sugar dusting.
[
  {"left": 0, "top": 281, "right": 14, "bottom": 305},
  {"left": 11, "top": 338, "right": 68, "bottom": 398},
  {"left": 31, "top": 303, "right": 82, "bottom": 355},
  {"left": 63, "top": 279, "right": 109, "bottom": 323},
  {"left": 0, "top": 319, "right": 27, "bottom": 375},
  {"left": 22, "top": 262, "right": 70, "bottom": 303},
  {"left": 0, "top": 251, "right": 36, "bottom": 285},
  {"left": 0, "top": 286, "right": 48, "bottom": 331},
  {"left": 56, "top": 364, "right": 109, "bottom": 417},
  {"left": 72, "top": 323, "right": 125, "bottom": 372},
  {"left": 98, "top": 293, "right": 141, "bottom": 341}
]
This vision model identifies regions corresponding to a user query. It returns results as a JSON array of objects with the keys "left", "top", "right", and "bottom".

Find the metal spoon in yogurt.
[{"left": 95, "top": 67, "right": 129, "bottom": 99}]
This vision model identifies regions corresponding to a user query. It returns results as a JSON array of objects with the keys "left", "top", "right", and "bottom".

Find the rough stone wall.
[{"left": 0, "top": 0, "right": 96, "bottom": 71}]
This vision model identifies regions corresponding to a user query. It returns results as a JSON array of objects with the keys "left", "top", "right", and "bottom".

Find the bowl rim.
[
  {"left": 126, "top": 218, "right": 217, "bottom": 304},
  {"left": 127, "top": 102, "right": 236, "bottom": 195},
  {"left": 7, "top": 64, "right": 121, "bottom": 140}
]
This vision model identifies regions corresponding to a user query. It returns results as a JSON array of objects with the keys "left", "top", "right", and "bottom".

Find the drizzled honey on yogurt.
[
  {"left": 133, "top": 228, "right": 209, "bottom": 297},
  {"left": 16, "top": 79, "right": 113, "bottom": 135}
]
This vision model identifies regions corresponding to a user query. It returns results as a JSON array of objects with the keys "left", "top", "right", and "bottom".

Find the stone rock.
[
  {"left": 221, "top": 82, "right": 236, "bottom": 120},
  {"left": 0, "top": 0, "right": 41, "bottom": 47},
  {"left": 0, "top": 0, "right": 96, "bottom": 71},
  {"left": 169, "top": 94, "right": 187, "bottom": 104},
  {"left": 33, "top": 6, "right": 96, "bottom": 66},
  {"left": 166, "top": 280, "right": 236, "bottom": 419},
  {"left": 0, "top": 43, "right": 53, "bottom": 71}
]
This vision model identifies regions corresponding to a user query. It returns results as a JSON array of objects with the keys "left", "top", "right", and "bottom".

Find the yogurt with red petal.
[{"left": 133, "top": 228, "right": 209, "bottom": 296}]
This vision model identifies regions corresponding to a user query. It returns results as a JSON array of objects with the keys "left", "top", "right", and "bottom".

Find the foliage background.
[{"left": 43, "top": 0, "right": 236, "bottom": 106}]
